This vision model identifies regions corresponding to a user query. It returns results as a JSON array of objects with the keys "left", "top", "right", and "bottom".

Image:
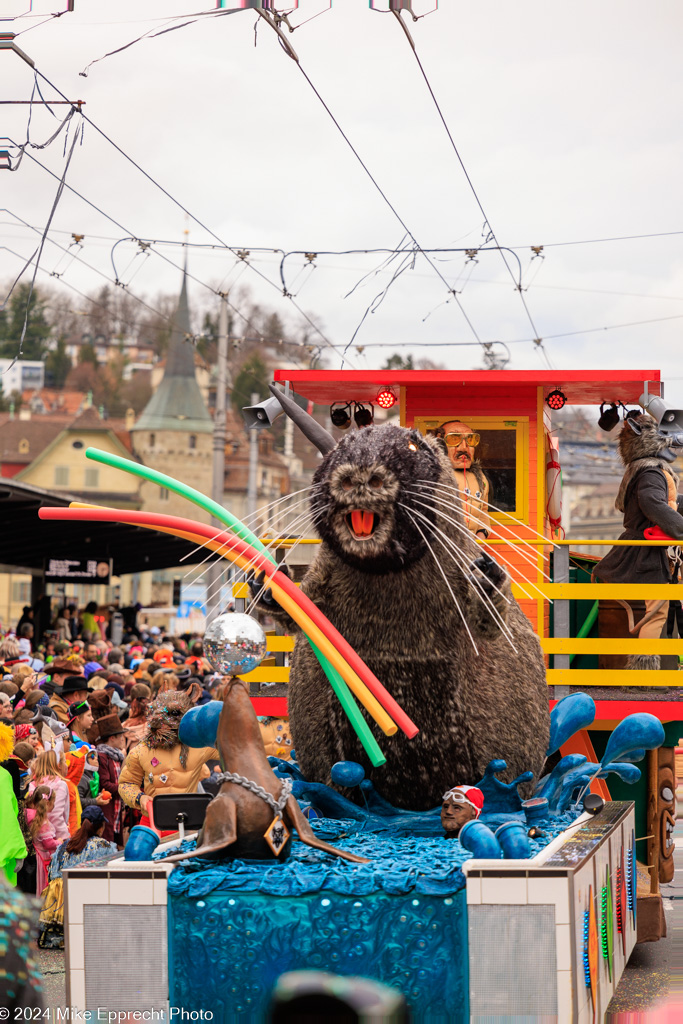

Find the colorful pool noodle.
[
  {"left": 70, "top": 504, "right": 387, "bottom": 766},
  {"left": 67, "top": 503, "right": 393, "bottom": 742},
  {"left": 82, "top": 449, "right": 387, "bottom": 764},
  {"left": 42, "top": 506, "right": 417, "bottom": 739}
]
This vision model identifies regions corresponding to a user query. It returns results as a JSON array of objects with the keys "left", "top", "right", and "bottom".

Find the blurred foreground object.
[{"left": 270, "top": 971, "right": 410, "bottom": 1023}]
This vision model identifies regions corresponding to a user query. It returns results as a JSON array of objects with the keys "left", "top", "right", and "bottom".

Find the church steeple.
[{"left": 133, "top": 264, "right": 212, "bottom": 434}]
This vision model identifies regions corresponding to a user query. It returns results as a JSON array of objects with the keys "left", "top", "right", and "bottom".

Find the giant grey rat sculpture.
[{"left": 251, "top": 386, "right": 550, "bottom": 811}]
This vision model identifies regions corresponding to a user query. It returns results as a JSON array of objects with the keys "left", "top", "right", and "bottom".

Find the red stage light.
[
  {"left": 546, "top": 388, "right": 567, "bottom": 411},
  {"left": 376, "top": 388, "right": 397, "bottom": 410}
]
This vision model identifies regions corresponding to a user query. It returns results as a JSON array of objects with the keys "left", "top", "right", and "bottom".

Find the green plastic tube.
[
  {"left": 568, "top": 600, "right": 599, "bottom": 667},
  {"left": 85, "top": 447, "right": 385, "bottom": 766}
]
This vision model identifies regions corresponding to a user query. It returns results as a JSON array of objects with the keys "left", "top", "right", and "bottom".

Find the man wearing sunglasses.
[{"left": 437, "top": 420, "right": 491, "bottom": 539}]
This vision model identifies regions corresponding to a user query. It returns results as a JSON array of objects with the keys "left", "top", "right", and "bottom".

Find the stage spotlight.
[
  {"left": 376, "top": 387, "right": 397, "bottom": 410},
  {"left": 330, "top": 403, "right": 352, "bottom": 429},
  {"left": 353, "top": 403, "right": 374, "bottom": 428},
  {"left": 598, "top": 402, "right": 620, "bottom": 432},
  {"left": 546, "top": 388, "right": 567, "bottom": 411}
]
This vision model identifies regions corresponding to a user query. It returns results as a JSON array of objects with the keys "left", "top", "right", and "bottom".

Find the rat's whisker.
[
  {"left": 404, "top": 508, "right": 479, "bottom": 656},
  {"left": 398, "top": 502, "right": 517, "bottom": 649}
]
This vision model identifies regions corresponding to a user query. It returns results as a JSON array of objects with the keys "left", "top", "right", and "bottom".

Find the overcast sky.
[{"left": 2, "top": 1, "right": 683, "bottom": 406}]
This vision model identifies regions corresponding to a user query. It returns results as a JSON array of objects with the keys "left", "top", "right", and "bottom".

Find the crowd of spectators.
[{"left": 0, "top": 605, "right": 227, "bottom": 961}]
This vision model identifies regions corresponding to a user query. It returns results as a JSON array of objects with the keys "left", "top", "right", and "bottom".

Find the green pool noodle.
[{"left": 85, "top": 447, "right": 385, "bottom": 767}]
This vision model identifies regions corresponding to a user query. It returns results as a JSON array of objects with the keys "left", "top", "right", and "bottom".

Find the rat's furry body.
[{"left": 260, "top": 421, "right": 549, "bottom": 811}]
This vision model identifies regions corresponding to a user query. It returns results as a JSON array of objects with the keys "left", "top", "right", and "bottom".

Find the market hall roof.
[
  {"left": 0, "top": 479, "right": 202, "bottom": 575},
  {"left": 132, "top": 268, "right": 213, "bottom": 435}
]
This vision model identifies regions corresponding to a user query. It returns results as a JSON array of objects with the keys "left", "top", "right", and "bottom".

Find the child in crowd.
[{"left": 24, "top": 786, "right": 59, "bottom": 895}]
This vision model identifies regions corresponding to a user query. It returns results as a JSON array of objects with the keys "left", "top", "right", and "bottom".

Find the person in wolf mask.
[{"left": 594, "top": 412, "right": 683, "bottom": 671}]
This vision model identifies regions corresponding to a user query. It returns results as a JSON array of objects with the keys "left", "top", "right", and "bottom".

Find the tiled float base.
[
  {"left": 64, "top": 864, "right": 171, "bottom": 1014},
  {"left": 464, "top": 801, "right": 637, "bottom": 1024}
]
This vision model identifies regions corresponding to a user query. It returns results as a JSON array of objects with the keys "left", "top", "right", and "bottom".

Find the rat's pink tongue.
[
  {"left": 351, "top": 510, "right": 375, "bottom": 536},
  {"left": 351, "top": 509, "right": 365, "bottom": 534}
]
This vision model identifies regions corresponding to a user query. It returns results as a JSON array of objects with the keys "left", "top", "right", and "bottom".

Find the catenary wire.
[
  {"left": 391, "top": 9, "right": 552, "bottom": 371},
  {"left": 248, "top": 12, "right": 488, "bottom": 358},
  {"left": 31, "top": 66, "right": 345, "bottom": 366}
]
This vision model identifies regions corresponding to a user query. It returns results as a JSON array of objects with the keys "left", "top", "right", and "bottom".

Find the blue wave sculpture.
[
  {"left": 600, "top": 713, "right": 665, "bottom": 767},
  {"left": 546, "top": 692, "right": 596, "bottom": 757}
]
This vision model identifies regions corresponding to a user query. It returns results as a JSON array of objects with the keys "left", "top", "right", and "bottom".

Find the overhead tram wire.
[
  {"left": 2, "top": 244, "right": 314, "bottom": 406},
  {"left": 390, "top": 9, "right": 552, "bottom": 372},
  {"left": 4, "top": 210, "right": 179, "bottom": 327},
  {"left": 251, "top": 11, "right": 489, "bottom": 362},
  {"left": 31, "top": 67, "right": 348, "bottom": 368},
  {"left": 9, "top": 150, "right": 337, "bottom": 361},
  {"left": 2, "top": 114, "right": 84, "bottom": 370},
  {"left": 510, "top": 228, "right": 683, "bottom": 249},
  {"left": 2, "top": 243, "right": 173, "bottom": 337}
]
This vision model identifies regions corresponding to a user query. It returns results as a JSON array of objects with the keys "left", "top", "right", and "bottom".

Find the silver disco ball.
[{"left": 203, "top": 613, "right": 267, "bottom": 675}]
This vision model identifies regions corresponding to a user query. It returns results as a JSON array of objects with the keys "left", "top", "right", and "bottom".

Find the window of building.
[
  {"left": 12, "top": 580, "right": 31, "bottom": 603},
  {"left": 84, "top": 467, "right": 100, "bottom": 488},
  {"left": 149, "top": 433, "right": 155, "bottom": 447},
  {"left": 54, "top": 466, "right": 69, "bottom": 487},
  {"left": 18, "top": 439, "right": 29, "bottom": 454},
  {"left": 189, "top": 434, "right": 197, "bottom": 450},
  {"left": 159, "top": 487, "right": 169, "bottom": 501},
  {"left": 415, "top": 416, "right": 529, "bottom": 522}
]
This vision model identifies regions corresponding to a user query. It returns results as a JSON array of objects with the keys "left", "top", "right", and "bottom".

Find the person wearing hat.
[
  {"left": 123, "top": 684, "right": 151, "bottom": 748},
  {"left": 153, "top": 648, "right": 175, "bottom": 670},
  {"left": 441, "top": 786, "right": 485, "bottom": 839},
  {"left": 95, "top": 715, "right": 126, "bottom": 846},
  {"left": 67, "top": 700, "right": 94, "bottom": 752},
  {"left": 49, "top": 673, "right": 88, "bottom": 724},
  {"left": 104, "top": 682, "right": 128, "bottom": 718},
  {"left": 83, "top": 662, "right": 103, "bottom": 682},
  {"left": 85, "top": 691, "right": 112, "bottom": 745}
]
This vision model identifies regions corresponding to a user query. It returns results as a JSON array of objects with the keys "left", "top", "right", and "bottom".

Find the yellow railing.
[{"left": 235, "top": 537, "right": 683, "bottom": 691}]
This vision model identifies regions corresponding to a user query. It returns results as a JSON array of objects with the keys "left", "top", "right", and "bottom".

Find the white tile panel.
[
  {"left": 68, "top": 923, "right": 84, "bottom": 971},
  {"left": 66, "top": 878, "right": 109, "bottom": 925},
  {"left": 108, "top": 876, "right": 154, "bottom": 905},
  {"left": 480, "top": 875, "right": 528, "bottom": 905},
  {"left": 153, "top": 876, "right": 168, "bottom": 906},
  {"left": 70, "top": 969, "right": 86, "bottom": 1011},
  {"left": 555, "top": 922, "right": 572, "bottom": 972},
  {"left": 556, "top": 970, "right": 574, "bottom": 1024},
  {"left": 527, "top": 875, "right": 570, "bottom": 924}
]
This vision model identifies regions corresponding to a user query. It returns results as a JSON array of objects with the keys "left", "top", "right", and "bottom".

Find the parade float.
[{"left": 40, "top": 368, "right": 683, "bottom": 1022}]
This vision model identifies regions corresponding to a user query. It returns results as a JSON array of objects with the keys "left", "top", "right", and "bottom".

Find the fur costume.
[
  {"left": 118, "top": 690, "right": 218, "bottom": 810},
  {"left": 595, "top": 413, "right": 683, "bottom": 684},
  {"left": 254, "top": 393, "right": 550, "bottom": 812}
]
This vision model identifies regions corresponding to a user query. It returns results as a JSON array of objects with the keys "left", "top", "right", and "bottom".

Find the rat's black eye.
[
  {"left": 341, "top": 478, "right": 353, "bottom": 491},
  {"left": 368, "top": 475, "right": 383, "bottom": 489},
  {"left": 407, "top": 441, "right": 418, "bottom": 452}
]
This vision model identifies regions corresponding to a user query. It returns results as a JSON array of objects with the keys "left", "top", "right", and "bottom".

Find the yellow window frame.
[{"left": 413, "top": 415, "right": 529, "bottom": 524}]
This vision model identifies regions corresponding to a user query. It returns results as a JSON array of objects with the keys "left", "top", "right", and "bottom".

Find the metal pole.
[
  {"left": 205, "top": 295, "right": 229, "bottom": 626},
  {"left": 247, "top": 391, "right": 259, "bottom": 521},
  {"left": 552, "top": 544, "right": 570, "bottom": 698}
]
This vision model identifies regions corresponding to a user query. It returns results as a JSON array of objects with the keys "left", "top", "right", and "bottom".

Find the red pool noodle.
[{"left": 39, "top": 506, "right": 419, "bottom": 739}]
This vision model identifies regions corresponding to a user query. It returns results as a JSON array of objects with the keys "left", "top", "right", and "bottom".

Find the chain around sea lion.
[{"left": 213, "top": 771, "right": 292, "bottom": 818}]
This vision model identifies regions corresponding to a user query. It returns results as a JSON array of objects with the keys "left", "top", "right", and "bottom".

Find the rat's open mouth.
[{"left": 346, "top": 509, "right": 378, "bottom": 540}]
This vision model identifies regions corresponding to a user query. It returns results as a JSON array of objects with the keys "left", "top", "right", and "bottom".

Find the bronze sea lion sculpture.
[
  {"left": 249, "top": 385, "right": 550, "bottom": 811},
  {"left": 165, "top": 676, "right": 367, "bottom": 864}
]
